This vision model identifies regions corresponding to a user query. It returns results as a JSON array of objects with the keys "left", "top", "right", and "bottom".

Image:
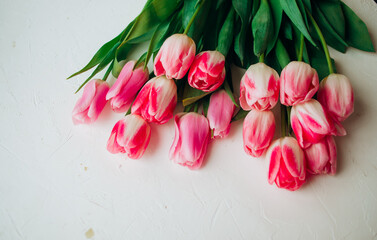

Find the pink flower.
[
  {"left": 207, "top": 90, "right": 235, "bottom": 138},
  {"left": 304, "top": 135, "right": 337, "bottom": 175},
  {"left": 169, "top": 113, "right": 211, "bottom": 170},
  {"left": 318, "top": 73, "right": 354, "bottom": 122},
  {"left": 72, "top": 79, "right": 109, "bottom": 125},
  {"left": 107, "top": 114, "right": 151, "bottom": 159},
  {"left": 266, "top": 137, "right": 306, "bottom": 191},
  {"left": 239, "top": 63, "right": 279, "bottom": 111},
  {"left": 188, "top": 51, "right": 226, "bottom": 92},
  {"left": 131, "top": 76, "right": 177, "bottom": 124},
  {"left": 154, "top": 34, "right": 196, "bottom": 79},
  {"left": 291, "top": 99, "right": 335, "bottom": 148},
  {"left": 106, "top": 61, "right": 149, "bottom": 113},
  {"left": 243, "top": 110, "right": 275, "bottom": 157},
  {"left": 280, "top": 61, "right": 319, "bottom": 106}
]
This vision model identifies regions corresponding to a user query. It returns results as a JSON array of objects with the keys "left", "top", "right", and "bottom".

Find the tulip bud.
[
  {"left": 154, "top": 34, "right": 196, "bottom": 79},
  {"left": 131, "top": 76, "right": 177, "bottom": 124},
  {"left": 72, "top": 79, "right": 109, "bottom": 125},
  {"left": 239, "top": 63, "right": 279, "bottom": 111},
  {"left": 280, "top": 61, "right": 319, "bottom": 106},
  {"left": 188, "top": 51, "right": 226, "bottom": 92},
  {"left": 207, "top": 90, "right": 235, "bottom": 138},
  {"left": 291, "top": 99, "right": 335, "bottom": 148},
  {"left": 106, "top": 61, "right": 149, "bottom": 113},
  {"left": 107, "top": 114, "right": 151, "bottom": 159},
  {"left": 243, "top": 110, "right": 275, "bottom": 157},
  {"left": 318, "top": 73, "right": 354, "bottom": 122},
  {"left": 304, "top": 135, "right": 337, "bottom": 175},
  {"left": 266, "top": 137, "right": 306, "bottom": 191},
  {"left": 169, "top": 113, "right": 211, "bottom": 170}
]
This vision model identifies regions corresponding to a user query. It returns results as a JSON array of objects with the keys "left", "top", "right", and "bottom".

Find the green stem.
[
  {"left": 183, "top": 0, "right": 205, "bottom": 35},
  {"left": 193, "top": 102, "right": 199, "bottom": 113},
  {"left": 298, "top": 34, "right": 304, "bottom": 62},
  {"left": 259, "top": 53, "right": 265, "bottom": 63},
  {"left": 287, "top": 106, "right": 292, "bottom": 136},
  {"left": 306, "top": 8, "right": 334, "bottom": 74},
  {"left": 281, "top": 104, "right": 287, "bottom": 137},
  {"left": 102, "top": 61, "right": 114, "bottom": 81}
]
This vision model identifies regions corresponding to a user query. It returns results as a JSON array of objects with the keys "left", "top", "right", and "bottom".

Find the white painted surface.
[{"left": 1, "top": 0, "right": 377, "bottom": 239}]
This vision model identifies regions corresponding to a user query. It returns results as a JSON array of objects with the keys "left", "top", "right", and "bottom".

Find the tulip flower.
[
  {"left": 304, "top": 135, "right": 337, "bottom": 175},
  {"left": 169, "top": 112, "right": 211, "bottom": 170},
  {"left": 266, "top": 137, "right": 306, "bottom": 191},
  {"left": 107, "top": 114, "right": 151, "bottom": 159},
  {"left": 280, "top": 61, "right": 319, "bottom": 106},
  {"left": 72, "top": 79, "right": 109, "bottom": 125},
  {"left": 154, "top": 34, "right": 196, "bottom": 80},
  {"left": 106, "top": 61, "right": 149, "bottom": 113},
  {"left": 188, "top": 50, "right": 226, "bottom": 92},
  {"left": 291, "top": 99, "right": 335, "bottom": 148},
  {"left": 207, "top": 90, "right": 235, "bottom": 138},
  {"left": 318, "top": 73, "right": 354, "bottom": 122},
  {"left": 239, "top": 63, "right": 279, "bottom": 111},
  {"left": 243, "top": 110, "right": 275, "bottom": 157},
  {"left": 131, "top": 76, "right": 177, "bottom": 124}
]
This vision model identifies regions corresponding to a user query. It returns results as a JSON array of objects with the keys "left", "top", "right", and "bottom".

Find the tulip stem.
[
  {"left": 183, "top": 0, "right": 205, "bottom": 35},
  {"left": 259, "top": 53, "right": 265, "bottom": 63},
  {"left": 193, "top": 102, "right": 199, "bottom": 113},
  {"left": 102, "top": 61, "right": 114, "bottom": 81},
  {"left": 281, "top": 104, "right": 287, "bottom": 137},
  {"left": 306, "top": 8, "right": 334, "bottom": 74},
  {"left": 298, "top": 34, "right": 304, "bottom": 62}
]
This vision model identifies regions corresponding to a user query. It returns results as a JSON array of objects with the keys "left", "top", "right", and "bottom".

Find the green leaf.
[
  {"left": 217, "top": 8, "right": 235, "bottom": 56},
  {"left": 252, "top": 0, "right": 274, "bottom": 57},
  {"left": 266, "top": 0, "right": 282, "bottom": 54},
  {"left": 183, "top": 0, "right": 212, "bottom": 42},
  {"left": 135, "top": 52, "right": 148, "bottom": 70},
  {"left": 313, "top": 2, "right": 348, "bottom": 53},
  {"left": 67, "top": 31, "right": 122, "bottom": 79},
  {"left": 202, "top": 95, "right": 210, "bottom": 116},
  {"left": 307, "top": 44, "right": 336, "bottom": 80},
  {"left": 223, "top": 65, "right": 239, "bottom": 107},
  {"left": 341, "top": 2, "right": 375, "bottom": 52},
  {"left": 144, "top": 20, "right": 170, "bottom": 69},
  {"left": 232, "top": 109, "right": 249, "bottom": 122},
  {"left": 275, "top": 39, "right": 290, "bottom": 69},
  {"left": 111, "top": 43, "right": 134, "bottom": 78},
  {"left": 232, "top": 0, "right": 252, "bottom": 65},
  {"left": 283, "top": 19, "right": 293, "bottom": 40},
  {"left": 302, "top": 0, "right": 312, "bottom": 12},
  {"left": 182, "top": 83, "right": 212, "bottom": 106},
  {"left": 279, "top": 0, "right": 316, "bottom": 46},
  {"left": 317, "top": 1, "right": 345, "bottom": 38}
]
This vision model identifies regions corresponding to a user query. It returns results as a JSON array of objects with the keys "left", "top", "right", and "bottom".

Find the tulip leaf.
[
  {"left": 202, "top": 95, "right": 210, "bottom": 116},
  {"left": 232, "top": 109, "right": 249, "bottom": 122},
  {"left": 144, "top": 20, "right": 170, "bottom": 69},
  {"left": 317, "top": 0, "right": 345, "bottom": 39},
  {"left": 283, "top": 19, "right": 293, "bottom": 40},
  {"left": 307, "top": 44, "right": 336, "bottom": 80},
  {"left": 312, "top": 2, "right": 347, "bottom": 53},
  {"left": 275, "top": 39, "right": 290, "bottom": 69},
  {"left": 223, "top": 64, "right": 239, "bottom": 107},
  {"left": 182, "top": 83, "right": 212, "bottom": 106},
  {"left": 252, "top": 0, "right": 274, "bottom": 57},
  {"left": 183, "top": 0, "right": 212, "bottom": 42},
  {"left": 217, "top": 8, "right": 235, "bottom": 56},
  {"left": 266, "top": 0, "right": 282, "bottom": 55},
  {"left": 67, "top": 31, "right": 123, "bottom": 80},
  {"left": 112, "top": 43, "right": 134, "bottom": 78},
  {"left": 341, "top": 2, "right": 375, "bottom": 52},
  {"left": 232, "top": 0, "right": 252, "bottom": 65},
  {"left": 279, "top": 0, "right": 315, "bottom": 46}
]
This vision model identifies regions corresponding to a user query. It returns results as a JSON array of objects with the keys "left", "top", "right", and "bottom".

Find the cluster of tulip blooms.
[{"left": 69, "top": 0, "right": 373, "bottom": 191}]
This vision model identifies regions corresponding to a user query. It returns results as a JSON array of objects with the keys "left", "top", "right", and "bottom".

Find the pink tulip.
[
  {"left": 106, "top": 61, "right": 149, "bottom": 113},
  {"left": 318, "top": 73, "right": 354, "bottom": 122},
  {"left": 266, "top": 137, "right": 306, "bottom": 191},
  {"left": 72, "top": 79, "right": 109, "bottom": 125},
  {"left": 207, "top": 90, "right": 235, "bottom": 138},
  {"left": 154, "top": 34, "right": 196, "bottom": 79},
  {"left": 188, "top": 51, "right": 226, "bottom": 92},
  {"left": 107, "top": 114, "right": 151, "bottom": 159},
  {"left": 239, "top": 63, "right": 279, "bottom": 111},
  {"left": 131, "top": 76, "right": 177, "bottom": 124},
  {"left": 169, "top": 113, "right": 211, "bottom": 170},
  {"left": 304, "top": 135, "right": 337, "bottom": 175},
  {"left": 291, "top": 99, "right": 335, "bottom": 148},
  {"left": 280, "top": 61, "right": 319, "bottom": 106},
  {"left": 243, "top": 110, "right": 275, "bottom": 157}
]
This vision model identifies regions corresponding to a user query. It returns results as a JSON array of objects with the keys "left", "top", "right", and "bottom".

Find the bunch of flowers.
[{"left": 69, "top": 0, "right": 374, "bottom": 191}]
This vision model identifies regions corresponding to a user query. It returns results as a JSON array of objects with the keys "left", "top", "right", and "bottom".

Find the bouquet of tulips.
[{"left": 68, "top": 0, "right": 374, "bottom": 191}]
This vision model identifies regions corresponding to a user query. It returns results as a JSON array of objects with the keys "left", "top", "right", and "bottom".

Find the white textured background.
[{"left": 1, "top": 0, "right": 377, "bottom": 239}]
